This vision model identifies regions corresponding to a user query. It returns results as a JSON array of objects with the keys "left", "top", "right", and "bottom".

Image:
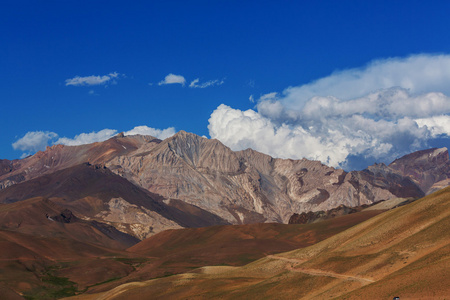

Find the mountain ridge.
[{"left": 1, "top": 131, "right": 449, "bottom": 229}]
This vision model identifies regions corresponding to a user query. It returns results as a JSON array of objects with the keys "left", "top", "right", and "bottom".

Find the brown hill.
[
  {"left": 58, "top": 210, "right": 380, "bottom": 296},
  {"left": 0, "top": 201, "right": 382, "bottom": 298},
  {"left": 0, "top": 197, "right": 139, "bottom": 249},
  {"left": 127, "top": 211, "right": 381, "bottom": 274},
  {"left": 0, "top": 226, "right": 136, "bottom": 299},
  {"left": 73, "top": 186, "right": 450, "bottom": 299},
  {"left": 0, "top": 163, "right": 229, "bottom": 239},
  {"left": 0, "top": 134, "right": 154, "bottom": 190},
  {"left": 0, "top": 196, "right": 144, "bottom": 298}
]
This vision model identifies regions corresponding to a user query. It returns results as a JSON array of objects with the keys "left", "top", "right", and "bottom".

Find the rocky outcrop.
[
  {"left": 95, "top": 197, "right": 182, "bottom": 239},
  {"left": 106, "top": 131, "right": 425, "bottom": 224},
  {"left": 49, "top": 209, "right": 78, "bottom": 223},
  {"left": 350, "top": 163, "right": 425, "bottom": 199},
  {"left": 389, "top": 147, "right": 450, "bottom": 194},
  {"left": 288, "top": 205, "right": 361, "bottom": 224}
]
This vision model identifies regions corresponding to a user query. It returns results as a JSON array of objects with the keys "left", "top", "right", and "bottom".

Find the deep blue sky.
[{"left": 3, "top": 1, "right": 450, "bottom": 165}]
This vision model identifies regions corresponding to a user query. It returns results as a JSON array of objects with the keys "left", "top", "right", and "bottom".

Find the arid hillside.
[
  {"left": 71, "top": 186, "right": 450, "bottom": 299},
  {"left": 0, "top": 135, "right": 153, "bottom": 190},
  {"left": 0, "top": 163, "right": 229, "bottom": 239},
  {"left": 0, "top": 200, "right": 382, "bottom": 299}
]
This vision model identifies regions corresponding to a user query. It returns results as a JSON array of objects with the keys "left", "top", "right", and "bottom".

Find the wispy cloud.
[
  {"left": 156, "top": 74, "right": 224, "bottom": 88},
  {"left": 65, "top": 72, "right": 121, "bottom": 86},
  {"left": 208, "top": 54, "right": 450, "bottom": 170},
  {"left": 189, "top": 78, "right": 224, "bottom": 88},
  {"left": 158, "top": 73, "right": 186, "bottom": 86}
]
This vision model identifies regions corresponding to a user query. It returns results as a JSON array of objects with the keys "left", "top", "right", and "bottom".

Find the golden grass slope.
[{"left": 67, "top": 186, "right": 450, "bottom": 299}]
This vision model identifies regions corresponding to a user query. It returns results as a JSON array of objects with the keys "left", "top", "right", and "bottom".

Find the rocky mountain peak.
[
  {"left": 167, "top": 131, "right": 206, "bottom": 163},
  {"left": 389, "top": 147, "right": 450, "bottom": 194},
  {"left": 390, "top": 147, "right": 449, "bottom": 170},
  {"left": 164, "top": 131, "right": 240, "bottom": 172}
]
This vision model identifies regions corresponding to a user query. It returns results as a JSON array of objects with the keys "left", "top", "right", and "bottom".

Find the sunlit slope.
[
  {"left": 68, "top": 186, "right": 450, "bottom": 299},
  {"left": 70, "top": 211, "right": 380, "bottom": 295}
]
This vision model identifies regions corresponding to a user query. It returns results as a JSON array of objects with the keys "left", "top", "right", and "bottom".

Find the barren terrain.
[{"left": 67, "top": 186, "right": 450, "bottom": 299}]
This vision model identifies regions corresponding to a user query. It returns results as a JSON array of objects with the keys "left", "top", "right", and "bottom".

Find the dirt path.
[
  {"left": 267, "top": 255, "right": 374, "bottom": 284},
  {"left": 266, "top": 255, "right": 307, "bottom": 264}
]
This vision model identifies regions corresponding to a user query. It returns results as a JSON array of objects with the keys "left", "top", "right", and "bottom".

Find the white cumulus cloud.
[
  {"left": 56, "top": 126, "right": 177, "bottom": 145},
  {"left": 158, "top": 73, "right": 186, "bottom": 86},
  {"left": 208, "top": 54, "right": 450, "bottom": 170},
  {"left": 266, "top": 54, "right": 450, "bottom": 113},
  {"left": 55, "top": 129, "right": 118, "bottom": 146},
  {"left": 12, "top": 131, "right": 58, "bottom": 152},
  {"left": 415, "top": 115, "right": 450, "bottom": 137},
  {"left": 208, "top": 104, "right": 348, "bottom": 166},
  {"left": 65, "top": 72, "right": 121, "bottom": 86},
  {"left": 124, "top": 126, "right": 176, "bottom": 139}
]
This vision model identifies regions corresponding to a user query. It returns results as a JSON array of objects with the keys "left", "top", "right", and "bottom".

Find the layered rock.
[
  {"left": 2, "top": 131, "right": 448, "bottom": 229},
  {"left": 389, "top": 147, "right": 450, "bottom": 194},
  {"left": 106, "top": 131, "right": 425, "bottom": 224},
  {"left": 0, "top": 135, "right": 154, "bottom": 189},
  {"left": 0, "top": 163, "right": 229, "bottom": 239}
]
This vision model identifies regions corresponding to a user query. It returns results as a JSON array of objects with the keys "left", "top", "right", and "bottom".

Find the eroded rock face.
[
  {"left": 2, "top": 131, "right": 446, "bottom": 228},
  {"left": 95, "top": 198, "right": 181, "bottom": 239},
  {"left": 106, "top": 131, "right": 423, "bottom": 224},
  {"left": 389, "top": 147, "right": 450, "bottom": 194}
]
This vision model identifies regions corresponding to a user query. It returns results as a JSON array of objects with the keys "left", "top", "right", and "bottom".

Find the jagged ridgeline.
[{"left": 1, "top": 131, "right": 449, "bottom": 240}]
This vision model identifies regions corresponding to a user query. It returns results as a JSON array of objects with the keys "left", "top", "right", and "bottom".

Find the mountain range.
[
  {"left": 0, "top": 131, "right": 449, "bottom": 298},
  {"left": 1, "top": 131, "right": 449, "bottom": 240}
]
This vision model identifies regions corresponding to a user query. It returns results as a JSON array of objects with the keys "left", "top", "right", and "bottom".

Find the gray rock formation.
[
  {"left": 106, "top": 131, "right": 426, "bottom": 224},
  {"left": 389, "top": 147, "right": 450, "bottom": 194}
]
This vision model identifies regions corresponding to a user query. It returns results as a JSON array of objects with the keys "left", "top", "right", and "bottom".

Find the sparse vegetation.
[{"left": 23, "top": 272, "right": 78, "bottom": 300}]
